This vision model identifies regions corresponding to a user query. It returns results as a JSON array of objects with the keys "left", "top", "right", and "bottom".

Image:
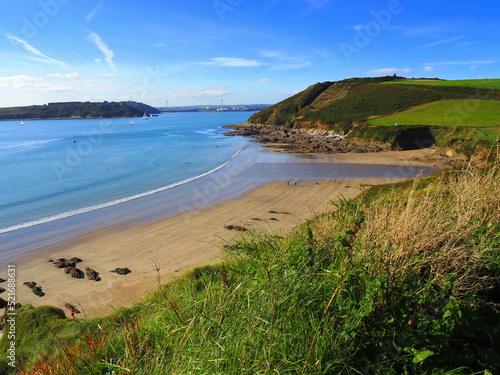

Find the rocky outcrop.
[
  {"left": 110, "top": 268, "right": 132, "bottom": 275},
  {"left": 23, "top": 281, "right": 45, "bottom": 297},
  {"left": 223, "top": 123, "right": 392, "bottom": 154},
  {"left": 85, "top": 267, "right": 101, "bottom": 281}
]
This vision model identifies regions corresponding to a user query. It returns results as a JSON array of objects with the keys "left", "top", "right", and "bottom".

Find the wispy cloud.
[
  {"left": 5, "top": 33, "right": 71, "bottom": 71},
  {"left": 421, "top": 35, "right": 466, "bottom": 48},
  {"left": 86, "top": 30, "right": 116, "bottom": 73},
  {"left": 0, "top": 75, "right": 43, "bottom": 84},
  {"left": 403, "top": 25, "right": 452, "bottom": 37},
  {"left": 0, "top": 74, "right": 77, "bottom": 93},
  {"left": 424, "top": 60, "right": 495, "bottom": 66},
  {"left": 261, "top": 50, "right": 312, "bottom": 70},
  {"left": 259, "top": 78, "right": 271, "bottom": 83},
  {"left": 48, "top": 72, "right": 80, "bottom": 79},
  {"left": 86, "top": 0, "right": 104, "bottom": 22},
  {"left": 367, "top": 68, "right": 413, "bottom": 76},
  {"left": 199, "top": 57, "right": 266, "bottom": 67},
  {"left": 154, "top": 43, "right": 165, "bottom": 47},
  {"left": 172, "top": 86, "right": 232, "bottom": 97},
  {"left": 272, "top": 61, "right": 312, "bottom": 70},
  {"left": 456, "top": 41, "right": 483, "bottom": 47}
]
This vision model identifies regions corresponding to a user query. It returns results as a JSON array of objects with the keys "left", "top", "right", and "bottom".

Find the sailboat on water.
[
  {"left": 20, "top": 119, "right": 25, "bottom": 126},
  {"left": 143, "top": 112, "right": 148, "bottom": 120},
  {"left": 130, "top": 119, "right": 135, "bottom": 126}
]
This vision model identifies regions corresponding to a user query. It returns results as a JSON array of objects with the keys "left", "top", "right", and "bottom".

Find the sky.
[{"left": 0, "top": 0, "right": 499, "bottom": 107}]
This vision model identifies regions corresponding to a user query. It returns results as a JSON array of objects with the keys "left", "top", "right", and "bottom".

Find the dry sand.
[{"left": 3, "top": 149, "right": 436, "bottom": 318}]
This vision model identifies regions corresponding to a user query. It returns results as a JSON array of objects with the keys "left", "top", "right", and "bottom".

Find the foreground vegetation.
[{"left": 2, "top": 157, "right": 499, "bottom": 374}]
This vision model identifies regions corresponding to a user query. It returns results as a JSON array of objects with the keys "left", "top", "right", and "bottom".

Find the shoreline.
[
  {"left": 223, "top": 123, "right": 468, "bottom": 168},
  {"left": 0, "top": 149, "right": 438, "bottom": 318}
]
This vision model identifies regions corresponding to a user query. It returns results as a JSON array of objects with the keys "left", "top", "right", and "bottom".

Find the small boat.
[
  {"left": 130, "top": 120, "right": 134, "bottom": 126},
  {"left": 20, "top": 120, "right": 25, "bottom": 126},
  {"left": 143, "top": 112, "right": 148, "bottom": 120}
]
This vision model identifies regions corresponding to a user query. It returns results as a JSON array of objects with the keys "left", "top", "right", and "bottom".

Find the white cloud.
[
  {"left": 86, "top": 30, "right": 116, "bottom": 73},
  {"left": 423, "top": 66, "right": 435, "bottom": 73},
  {"left": 403, "top": 25, "right": 451, "bottom": 37},
  {"left": 154, "top": 43, "right": 165, "bottom": 47},
  {"left": 199, "top": 57, "right": 266, "bottom": 67},
  {"left": 101, "top": 72, "right": 118, "bottom": 77},
  {"left": 0, "top": 75, "right": 43, "bottom": 83},
  {"left": 260, "top": 50, "right": 288, "bottom": 59},
  {"left": 48, "top": 72, "right": 80, "bottom": 79},
  {"left": 0, "top": 76, "right": 77, "bottom": 93},
  {"left": 272, "top": 61, "right": 312, "bottom": 70},
  {"left": 469, "top": 65, "right": 477, "bottom": 70},
  {"left": 86, "top": 0, "right": 104, "bottom": 22},
  {"left": 173, "top": 86, "right": 232, "bottom": 97},
  {"left": 367, "top": 68, "right": 413, "bottom": 76},
  {"left": 259, "top": 78, "right": 271, "bottom": 83},
  {"left": 424, "top": 60, "right": 495, "bottom": 66},
  {"left": 260, "top": 50, "right": 312, "bottom": 70},
  {"left": 5, "top": 33, "right": 71, "bottom": 71}
]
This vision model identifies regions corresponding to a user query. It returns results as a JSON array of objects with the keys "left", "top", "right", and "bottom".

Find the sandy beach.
[{"left": 3, "top": 149, "right": 437, "bottom": 318}]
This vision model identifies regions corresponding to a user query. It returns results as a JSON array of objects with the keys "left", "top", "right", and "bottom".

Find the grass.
[
  {"left": 382, "top": 78, "right": 500, "bottom": 90},
  {"left": 368, "top": 100, "right": 500, "bottom": 127},
  {"left": 1, "top": 157, "right": 499, "bottom": 374}
]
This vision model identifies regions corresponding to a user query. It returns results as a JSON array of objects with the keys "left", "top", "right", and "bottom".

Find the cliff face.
[{"left": 249, "top": 76, "right": 500, "bottom": 132}]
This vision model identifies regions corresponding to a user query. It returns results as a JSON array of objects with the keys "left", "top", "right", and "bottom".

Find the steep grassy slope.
[{"left": 2, "top": 160, "right": 499, "bottom": 374}]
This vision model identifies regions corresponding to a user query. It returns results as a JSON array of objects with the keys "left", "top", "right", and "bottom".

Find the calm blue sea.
[{"left": 0, "top": 112, "right": 252, "bottom": 233}]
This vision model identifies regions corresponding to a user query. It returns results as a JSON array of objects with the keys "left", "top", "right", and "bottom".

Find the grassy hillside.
[
  {"left": 383, "top": 78, "right": 500, "bottom": 89},
  {"left": 2, "top": 160, "right": 499, "bottom": 374},
  {"left": 248, "top": 77, "right": 500, "bottom": 158},
  {"left": 249, "top": 77, "right": 500, "bottom": 130}
]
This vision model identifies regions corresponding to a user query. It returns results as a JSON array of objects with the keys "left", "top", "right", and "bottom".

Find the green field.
[
  {"left": 368, "top": 99, "right": 500, "bottom": 127},
  {"left": 383, "top": 78, "right": 500, "bottom": 89}
]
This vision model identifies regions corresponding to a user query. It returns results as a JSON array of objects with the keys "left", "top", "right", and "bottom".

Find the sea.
[{"left": 0, "top": 112, "right": 436, "bottom": 266}]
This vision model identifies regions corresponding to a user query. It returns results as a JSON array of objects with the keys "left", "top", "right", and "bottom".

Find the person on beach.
[{"left": 70, "top": 308, "right": 75, "bottom": 318}]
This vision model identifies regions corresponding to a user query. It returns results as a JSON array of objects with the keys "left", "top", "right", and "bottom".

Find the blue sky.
[{"left": 0, "top": 0, "right": 499, "bottom": 107}]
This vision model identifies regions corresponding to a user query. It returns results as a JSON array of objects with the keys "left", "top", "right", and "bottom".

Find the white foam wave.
[{"left": 0, "top": 149, "right": 243, "bottom": 235}]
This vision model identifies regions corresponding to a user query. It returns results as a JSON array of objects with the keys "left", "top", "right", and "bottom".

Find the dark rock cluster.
[
  {"left": 23, "top": 281, "right": 45, "bottom": 297},
  {"left": 110, "top": 268, "right": 132, "bottom": 275},
  {"left": 224, "top": 124, "right": 391, "bottom": 154}
]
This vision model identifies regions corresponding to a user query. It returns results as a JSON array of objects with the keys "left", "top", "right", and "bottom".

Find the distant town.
[{"left": 157, "top": 104, "right": 271, "bottom": 113}]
